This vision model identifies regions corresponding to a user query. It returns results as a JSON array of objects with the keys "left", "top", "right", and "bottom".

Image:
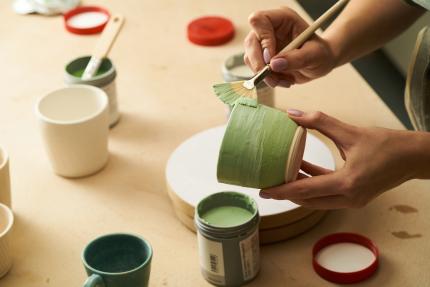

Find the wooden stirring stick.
[{"left": 82, "top": 14, "right": 125, "bottom": 80}]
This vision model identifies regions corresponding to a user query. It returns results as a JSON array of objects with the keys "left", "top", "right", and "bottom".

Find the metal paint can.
[
  {"left": 64, "top": 56, "right": 119, "bottom": 127},
  {"left": 222, "top": 52, "right": 275, "bottom": 118},
  {"left": 195, "top": 191, "right": 260, "bottom": 286}
]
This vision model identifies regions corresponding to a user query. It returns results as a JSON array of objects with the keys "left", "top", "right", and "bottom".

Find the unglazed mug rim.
[{"left": 35, "top": 85, "right": 108, "bottom": 126}]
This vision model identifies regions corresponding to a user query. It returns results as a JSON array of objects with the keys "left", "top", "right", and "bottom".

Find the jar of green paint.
[
  {"left": 222, "top": 52, "right": 274, "bottom": 118},
  {"left": 195, "top": 191, "right": 260, "bottom": 287},
  {"left": 65, "top": 56, "right": 119, "bottom": 127}
]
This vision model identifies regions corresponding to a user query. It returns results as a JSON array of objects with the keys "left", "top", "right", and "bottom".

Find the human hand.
[
  {"left": 244, "top": 7, "right": 337, "bottom": 88},
  {"left": 259, "top": 109, "right": 423, "bottom": 209}
]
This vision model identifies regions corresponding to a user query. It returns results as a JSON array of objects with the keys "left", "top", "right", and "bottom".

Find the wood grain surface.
[{"left": 0, "top": 0, "right": 429, "bottom": 286}]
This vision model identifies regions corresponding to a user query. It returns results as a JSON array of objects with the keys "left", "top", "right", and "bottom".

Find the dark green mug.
[{"left": 82, "top": 233, "right": 152, "bottom": 287}]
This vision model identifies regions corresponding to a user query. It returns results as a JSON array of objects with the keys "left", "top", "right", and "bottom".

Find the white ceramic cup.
[
  {"left": 0, "top": 147, "right": 11, "bottom": 207},
  {"left": 35, "top": 85, "right": 109, "bottom": 178},
  {"left": 0, "top": 203, "right": 13, "bottom": 278}
]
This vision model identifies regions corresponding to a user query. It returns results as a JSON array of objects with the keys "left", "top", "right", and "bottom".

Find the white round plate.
[{"left": 166, "top": 126, "right": 335, "bottom": 218}]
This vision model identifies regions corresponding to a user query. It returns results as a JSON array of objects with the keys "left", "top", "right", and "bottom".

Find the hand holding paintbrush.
[{"left": 213, "top": 0, "right": 349, "bottom": 103}]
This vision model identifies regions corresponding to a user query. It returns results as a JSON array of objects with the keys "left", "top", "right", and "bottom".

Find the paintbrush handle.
[
  {"left": 277, "top": 0, "right": 349, "bottom": 55},
  {"left": 92, "top": 14, "right": 125, "bottom": 59},
  {"left": 82, "top": 14, "right": 125, "bottom": 80}
]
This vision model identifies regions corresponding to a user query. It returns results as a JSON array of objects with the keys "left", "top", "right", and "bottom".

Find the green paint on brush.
[
  {"left": 201, "top": 206, "right": 254, "bottom": 228},
  {"left": 217, "top": 99, "right": 297, "bottom": 189},
  {"left": 213, "top": 81, "right": 257, "bottom": 106}
]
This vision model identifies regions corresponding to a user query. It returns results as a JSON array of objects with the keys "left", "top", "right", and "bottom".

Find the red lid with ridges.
[
  {"left": 312, "top": 232, "right": 379, "bottom": 284},
  {"left": 187, "top": 16, "right": 235, "bottom": 46}
]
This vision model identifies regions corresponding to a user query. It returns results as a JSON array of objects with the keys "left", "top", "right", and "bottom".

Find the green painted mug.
[{"left": 82, "top": 233, "right": 152, "bottom": 287}]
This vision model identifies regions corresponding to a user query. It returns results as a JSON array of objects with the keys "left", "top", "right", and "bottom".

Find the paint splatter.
[
  {"left": 391, "top": 231, "right": 422, "bottom": 239},
  {"left": 389, "top": 205, "right": 418, "bottom": 214}
]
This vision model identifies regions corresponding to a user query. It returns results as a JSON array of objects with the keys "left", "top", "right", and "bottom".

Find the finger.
[
  {"left": 286, "top": 110, "right": 357, "bottom": 146},
  {"left": 301, "top": 160, "right": 332, "bottom": 176},
  {"left": 260, "top": 171, "right": 343, "bottom": 200},
  {"left": 263, "top": 75, "right": 279, "bottom": 88},
  {"left": 291, "top": 195, "right": 350, "bottom": 209},
  {"left": 296, "top": 172, "right": 309, "bottom": 180},
  {"left": 271, "top": 40, "right": 321, "bottom": 73},
  {"left": 244, "top": 31, "right": 266, "bottom": 73},
  {"left": 248, "top": 10, "right": 278, "bottom": 61}
]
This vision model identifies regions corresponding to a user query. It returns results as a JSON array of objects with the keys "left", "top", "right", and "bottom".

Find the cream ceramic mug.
[
  {"left": 35, "top": 85, "right": 109, "bottom": 178},
  {"left": 0, "top": 147, "right": 11, "bottom": 207},
  {"left": 0, "top": 203, "right": 13, "bottom": 278}
]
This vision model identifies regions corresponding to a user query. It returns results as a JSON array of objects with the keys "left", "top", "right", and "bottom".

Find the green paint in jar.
[
  {"left": 201, "top": 206, "right": 254, "bottom": 228},
  {"left": 195, "top": 191, "right": 260, "bottom": 287}
]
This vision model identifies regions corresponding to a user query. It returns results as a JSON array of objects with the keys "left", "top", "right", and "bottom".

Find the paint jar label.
[
  {"left": 197, "top": 232, "right": 226, "bottom": 285},
  {"left": 240, "top": 228, "right": 260, "bottom": 280}
]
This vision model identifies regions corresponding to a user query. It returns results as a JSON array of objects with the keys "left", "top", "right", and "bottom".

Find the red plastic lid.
[
  {"left": 312, "top": 233, "right": 379, "bottom": 284},
  {"left": 187, "top": 16, "right": 235, "bottom": 46},
  {"left": 64, "top": 6, "right": 110, "bottom": 35}
]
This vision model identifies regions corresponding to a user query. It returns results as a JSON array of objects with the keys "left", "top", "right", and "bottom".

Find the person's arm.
[
  {"left": 324, "top": 0, "right": 425, "bottom": 67},
  {"left": 259, "top": 110, "right": 430, "bottom": 209},
  {"left": 244, "top": 0, "right": 424, "bottom": 87}
]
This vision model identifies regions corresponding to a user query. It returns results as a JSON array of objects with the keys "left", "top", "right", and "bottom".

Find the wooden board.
[
  {"left": 165, "top": 126, "right": 335, "bottom": 229},
  {"left": 2, "top": 0, "right": 430, "bottom": 286}
]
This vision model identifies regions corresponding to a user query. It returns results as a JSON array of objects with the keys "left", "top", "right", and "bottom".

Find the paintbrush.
[
  {"left": 213, "top": 0, "right": 349, "bottom": 104},
  {"left": 81, "top": 14, "right": 125, "bottom": 80}
]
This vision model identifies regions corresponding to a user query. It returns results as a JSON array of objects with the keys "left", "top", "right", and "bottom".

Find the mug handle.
[{"left": 84, "top": 274, "right": 105, "bottom": 287}]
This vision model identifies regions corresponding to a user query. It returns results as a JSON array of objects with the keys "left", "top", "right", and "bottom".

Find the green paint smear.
[
  {"left": 72, "top": 67, "right": 109, "bottom": 78},
  {"left": 201, "top": 206, "right": 254, "bottom": 228},
  {"left": 217, "top": 97, "right": 297, "bottom": 188}
]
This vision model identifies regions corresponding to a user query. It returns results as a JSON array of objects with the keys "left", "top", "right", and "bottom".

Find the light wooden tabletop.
[{"left": 0, "top": 0, "right": 429, "bottom": 286}]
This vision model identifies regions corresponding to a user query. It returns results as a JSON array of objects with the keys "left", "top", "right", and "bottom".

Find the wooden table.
[{"left": 0, "top": 0, "right": 429, "bottom": 286}]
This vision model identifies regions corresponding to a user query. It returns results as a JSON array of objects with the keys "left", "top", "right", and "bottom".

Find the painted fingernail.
[
  {"left": 271, "top": 58, "right": 288, "bottom": 72},
  {"left": 259, "top": 191, "right": 271, "bottom": 199},
  {"left": 278, "top": 80, "right": 291, "bottom": 88},
  {"left": 287, "top": 108, "right": 304, "bottom": 117},
  {"left": 263, "top": 48, "right": 271, "bottom": 64}
]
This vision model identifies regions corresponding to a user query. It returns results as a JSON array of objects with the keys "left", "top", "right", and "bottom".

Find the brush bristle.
[{"left": 213, "top": 81, "right": 257, "bottom": 105}]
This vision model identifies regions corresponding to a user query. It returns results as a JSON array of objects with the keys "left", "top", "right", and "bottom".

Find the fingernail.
[
  {"left": 271, "top": 58, "right": 288, "bottom": 72},
  {"left": 287, "top": 108, "right": 304, "bottom": 117},
  {"left": 278, "top": 80, "right": 291, "bottom": 88},
  {"left": 263, "top": 48, "right": 271, "bottom": 64},
  {"left": 264, "top": 77, "right": 278, "bottom": 88},
  {"left": 259, "top": 191, "right": 271, "bottom": 199}
]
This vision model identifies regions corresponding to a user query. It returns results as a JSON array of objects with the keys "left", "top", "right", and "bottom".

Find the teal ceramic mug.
[{"left": 82, "top": 233, "right": 152, "bottom": 287}]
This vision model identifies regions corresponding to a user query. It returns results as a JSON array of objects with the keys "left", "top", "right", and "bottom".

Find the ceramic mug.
[
  {"left": 82, "top": 233, "right": 152, "bottom": 287},
  {"left": 0, "top": 147, "right": 11, "bottom": 207},
  {"left": 65, "top": 56, "right": 120, "bottom": 127},
  {"left": 217, "top": 98, "right": 307, "bottom": 189},
  {"left": 35, "top": 85, "right": 109, "bottom": 178},
  {"left": 0, "top": 203, "right": 13, "bottom": 278}
]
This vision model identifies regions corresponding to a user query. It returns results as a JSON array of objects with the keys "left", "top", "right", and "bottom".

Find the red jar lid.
[
  {"left": 64, "top": 6, "right": 110, "bottom": 35},
  {"left": 187, "top": 16, "right": 235, "bottom": 46},
  {"left": 313, "top": 232, "right": 379, "bottom": 284}
]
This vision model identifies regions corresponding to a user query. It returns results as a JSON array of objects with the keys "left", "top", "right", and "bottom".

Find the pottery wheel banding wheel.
[{"left": 166, "top": 126, "right": 335, "bottom": 243}]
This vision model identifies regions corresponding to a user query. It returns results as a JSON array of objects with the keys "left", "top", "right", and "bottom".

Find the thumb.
[
  {"left": 286, "top": 109, "right": 356, "bottom": 146},
  {"left": 248, "top": 11, "right": 277, "bottom": 63}
]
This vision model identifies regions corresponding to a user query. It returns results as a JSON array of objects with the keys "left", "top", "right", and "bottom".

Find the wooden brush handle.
[
  {"left": 277, "top": 0, "right": 349, "bottom": 55},
  {"left": 93, "top": 14, "right": 125, "bottom": 59},
  {"left": 82, "top": 14, "right": 125, "bottom": 79}
]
